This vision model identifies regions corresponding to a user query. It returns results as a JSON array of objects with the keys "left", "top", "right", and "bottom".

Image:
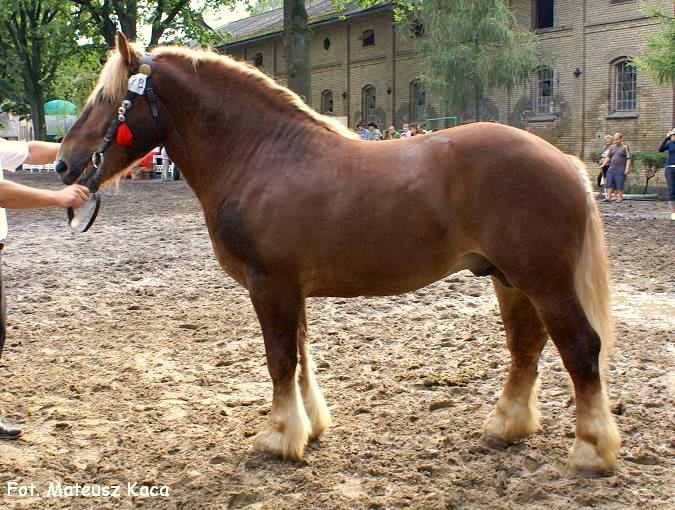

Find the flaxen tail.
[{"left": 567, "top": 155, "right": 615, "bottom": 371}]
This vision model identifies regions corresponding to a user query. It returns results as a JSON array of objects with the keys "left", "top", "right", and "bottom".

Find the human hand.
[{"left": 53, "top": 184, "right": 90, "bottom": 209}]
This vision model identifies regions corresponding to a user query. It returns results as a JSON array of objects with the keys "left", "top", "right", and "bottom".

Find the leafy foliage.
[
  {"left": 0, "top": 0, "right": 81, "bottom": 138},
  {"left": 249, "top": 0, "right": 283, "bottom": 15},
  {"left": 630, "top": 10, "right": 675, "bottom": 85},
  {"left": 402, "top": 0, "right": 539, "bottom": 120},
  {"left": 48, "top": 47, "right": 105, "bottom": 109},
  {"left": 70, "top": 0, "right": 239, "bottom": 48},
  {"left": 632, "top": 151, "right": 667, "bottom": 194}
]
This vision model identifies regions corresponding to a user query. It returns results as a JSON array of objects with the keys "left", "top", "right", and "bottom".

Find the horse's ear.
[{"left": 116, "top": 31, "right": 132, "bottom": 67}]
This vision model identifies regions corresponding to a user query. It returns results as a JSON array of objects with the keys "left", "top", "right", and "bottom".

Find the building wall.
[
  {"left": 505, "top": 0, "right": 674, "bottom": 162},
  {"left": 222, "top": 0, "right": 674, "bottom": 171}
]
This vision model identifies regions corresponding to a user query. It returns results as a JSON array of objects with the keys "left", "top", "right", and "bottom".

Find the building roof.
[{"left": 217, "top": 0, "right": 390, "bottom": 47}]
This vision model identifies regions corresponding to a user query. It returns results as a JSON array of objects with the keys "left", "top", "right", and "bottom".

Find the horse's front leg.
[{"left": 249, "top": 276, "right": 311, "bottom": 461}]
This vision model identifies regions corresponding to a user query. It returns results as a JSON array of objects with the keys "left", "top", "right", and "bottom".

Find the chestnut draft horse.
[{"left": 56, "top": 32, "right": 620, "bottom": 473}]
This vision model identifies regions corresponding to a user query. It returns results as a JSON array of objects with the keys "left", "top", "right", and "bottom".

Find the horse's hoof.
[
  {"left": 252, "top": 418, "right": 309, "bottom": 461},
  {"left": 481, "top": 408, "right": 538, "bottom": 447},
  {"left": 568, "top": 438, "right": 617, "bottom": 476},
  {"left": 307, "top": 408, "right": 332, "bottom": 440},
  {"left": 480, "top": 431, "right": 511, "bottom": 450}
]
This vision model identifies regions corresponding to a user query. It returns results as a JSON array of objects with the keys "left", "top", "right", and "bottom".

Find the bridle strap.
[
  {"left": 89, "top": 52, "right": 165, "bottom": 175},
  {"left": 139, "top": 54, "right": 165, "bottom": 139}
]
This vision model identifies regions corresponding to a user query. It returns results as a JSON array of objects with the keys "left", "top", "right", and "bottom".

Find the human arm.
[
  {"left": 0, "top": 180, "right": 89, "bottom": 209},
  {"left": 624, "top": 146, "right": 632, "bottom": 175},
  {"left": 658, "top": 138, "right": 671, "bottom": 152},
  {"left": 24, "top": 141, "right": 60, "bottom": 165}
]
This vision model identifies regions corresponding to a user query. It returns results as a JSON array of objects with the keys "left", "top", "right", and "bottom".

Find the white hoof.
[
  {"left": 481, "top": 403, "right": 539, "bottom": 446},
  {"left": 253, "top": 413, "right": 311, "bottom": 461},
  {"left": 568, "top": 423, "right": 620, "bottom": 474}
]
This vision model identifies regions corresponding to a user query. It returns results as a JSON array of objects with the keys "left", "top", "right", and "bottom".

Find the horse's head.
[{"left": 56, "top": 32, "right": 168, "bottom": 190}]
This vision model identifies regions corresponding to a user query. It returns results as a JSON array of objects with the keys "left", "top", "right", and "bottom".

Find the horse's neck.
[{"left": 155, "top": 59, "right": 328, "bottom": 203}]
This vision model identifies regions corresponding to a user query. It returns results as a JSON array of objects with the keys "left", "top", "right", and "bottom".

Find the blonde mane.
[
  {"left": 87, "top": 42, "right": 146, "bottom": 105},
  {"left": 89, "top": 44, "right": 358, "bottom": 140}
]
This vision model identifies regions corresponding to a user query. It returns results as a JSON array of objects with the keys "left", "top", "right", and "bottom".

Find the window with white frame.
[
  {"left": 535, "top": 68, "right": 553, "bottom": 114},
  {"left": 362, "top": 85, "right": 376, "bottom": 124},
  {"left": 614, "top": 60, "right": 636, "bottom": 112},
  {"left": 321, "top": 90, "right": 334, "bottom": 115}
]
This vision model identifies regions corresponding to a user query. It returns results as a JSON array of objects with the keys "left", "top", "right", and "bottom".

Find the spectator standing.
[
  {"left": 416, "top": 123, "right": 427, "bottom": 135},
  {"left": 357, "top": 123, "right": 371, "bottom": 141},
  {"left": 598, "top": 135, "right": 613, "bottom": 201},
  {"left": 400, "top": 124, "right": 412, "bottom": 138},
  {"left": 658, "top": 128, "right": 675, "bottom": 220},
  {"left": 0, "top": 138, "right": 89, "bottom": 439},
  {"left": 384, "top": 125, "right": 399, "bottom": 140},
  {"left": 601, "top": 133, "right": 631, "bottom": 203},
  {"left": 368, "top": 123, "right": 382, "bottom": 141}
]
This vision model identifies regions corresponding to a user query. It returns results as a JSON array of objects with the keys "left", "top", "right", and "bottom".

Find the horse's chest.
[{"left": 207, "top": 203, "right": 264, "bottom": 287}]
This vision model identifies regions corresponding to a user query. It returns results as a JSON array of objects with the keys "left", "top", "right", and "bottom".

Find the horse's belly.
[{"left": 305, "top": 250, "right": 470, "bottom": 298}]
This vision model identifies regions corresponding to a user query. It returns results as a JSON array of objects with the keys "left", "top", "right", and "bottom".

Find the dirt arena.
[{"left": 0, "top": 173, "right": 672, "bottom": 509}]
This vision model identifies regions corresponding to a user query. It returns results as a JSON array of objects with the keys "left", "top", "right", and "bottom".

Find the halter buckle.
[{"left": 91, "top": 152, "right": 104, "bottom": 169}]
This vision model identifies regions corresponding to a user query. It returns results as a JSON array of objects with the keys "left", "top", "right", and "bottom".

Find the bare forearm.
[
  {"left": 0, "top": 180, "right": 60, "bottom": 209},
  {"left": 24, "top": 142, "right": 60, "bottom": 165}
]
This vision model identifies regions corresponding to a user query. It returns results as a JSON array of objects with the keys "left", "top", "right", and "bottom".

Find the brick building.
[{"left": 216, "top": 0, "right": 674, "bottom": 159}]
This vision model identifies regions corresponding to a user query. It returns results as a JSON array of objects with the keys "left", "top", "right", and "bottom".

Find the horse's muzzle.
[
  {"left": 55, "top": 159, "right": 100, "bottom": 192},
  {"left": 55, "top": 159, "right": 81, "bottom": 186}
]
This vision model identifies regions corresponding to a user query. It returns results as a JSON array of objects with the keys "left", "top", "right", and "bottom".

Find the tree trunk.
[
  {"left": 643, "top": 167, "right": 657, "bottom": 194},
  {"left": 29, "top": 98, "right": 46, "bottom": 141},
  {"left": 283, "top": 0, "right": 312, "bottom": 105}
]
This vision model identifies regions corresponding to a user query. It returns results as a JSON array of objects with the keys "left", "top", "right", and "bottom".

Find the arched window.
[
  {"left": 410, "top": 80, "right": 426, "bottom": 121},
  {"left": 534, "top": 67, "right": 553, "bottom": 114},
  {"left": 253, "top": 53, "right": 263, "bottom": 67},
  {"left": 362, "top": 85, "right": 376, "bottom": 124},
  {"left": 323, "top": 37, "right": 331, "bottom": 50},
  {"left": 321, "top": 90, "right": 334, "bottom": 115},
  {"left": 614, "top": 60, "right": 636, "bottom": 112},
  {"left": 361, "top": 29, "right": 375, "bottom": 47}
]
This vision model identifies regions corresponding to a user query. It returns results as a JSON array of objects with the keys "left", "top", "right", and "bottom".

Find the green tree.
[
  {"left": 249, "top": 0, "right": 282, "bottom": 15},
  {"left": 406, "top": 0, "right": 539, "bottom": 121},
  {"left": 630, "top": 9, "right": 675, "bottom": 86},
  {"left": 48, "top": 47, "right": 105, "bottom": 109},
  {"left": 0, "top": 0, "right": 80, "bottom": 140},
  {"left": 70, "top": 0, "right": 238, "bottom": 48}
]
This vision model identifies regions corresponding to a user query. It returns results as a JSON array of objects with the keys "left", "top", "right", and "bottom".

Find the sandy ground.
[{"left": 0, "top": 173, "right": 672, "bottom": 510}]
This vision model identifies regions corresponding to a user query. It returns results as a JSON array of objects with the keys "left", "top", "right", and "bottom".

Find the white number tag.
[{"left": 128, "top": 74, "right": 147, "bottom": 95}]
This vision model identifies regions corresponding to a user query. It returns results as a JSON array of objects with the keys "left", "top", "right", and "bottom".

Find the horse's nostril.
[{"left": 54, "top": 160, "right": 68, "bottom": 175}]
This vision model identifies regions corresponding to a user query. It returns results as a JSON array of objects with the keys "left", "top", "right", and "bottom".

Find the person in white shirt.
[
  {"left": 0, "top": 139, "right": 89, "bottom": 208},
  {"left": 0, "top": 138, "right": 89, "bottom": 439}
]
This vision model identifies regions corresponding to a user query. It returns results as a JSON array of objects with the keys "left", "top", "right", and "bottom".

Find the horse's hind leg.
[
  {"left": 533, "top": 292, "right": 620, "bottom": 473},
  {"left": 482, "top": 280, "right": 547, "bottom": 445},
  {"left": 249, "top": 278, "right": 311, "bottom": 460},
  {"left": 297, "top": 303, "right": 332, "bottom": 438}
]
